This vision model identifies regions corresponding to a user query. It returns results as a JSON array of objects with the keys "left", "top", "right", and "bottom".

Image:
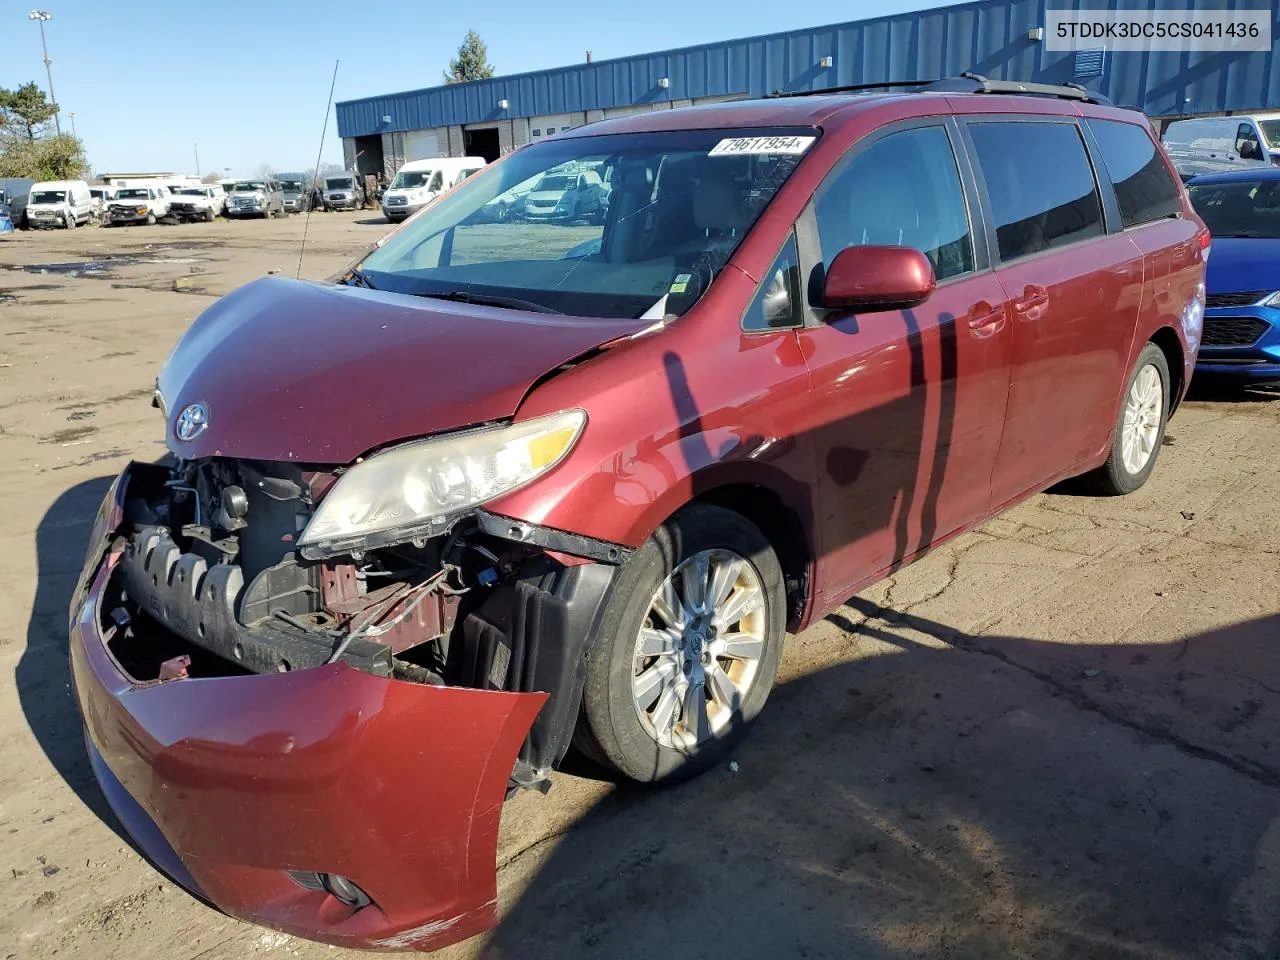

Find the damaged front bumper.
[{"left": 69, "top": 464, "right": 552, "bottom": 951}]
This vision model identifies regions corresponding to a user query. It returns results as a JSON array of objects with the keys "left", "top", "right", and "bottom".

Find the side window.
[
  {"left": 1085, "top": 119, "right": 1181, "bottom": 228},
  {"left": 968, "top": 121, "right": 1104, "bottom": 261},
  {"left": 742, "top": 233, "right": 802, "bottom": 331},
  {"left": 814, "top": 125, "right": 974, "bottom": 282}
]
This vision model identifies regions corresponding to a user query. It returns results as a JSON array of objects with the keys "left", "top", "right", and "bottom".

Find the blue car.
[{"left": 1186, "top": 169, "right": 1280, "bottom": 381}]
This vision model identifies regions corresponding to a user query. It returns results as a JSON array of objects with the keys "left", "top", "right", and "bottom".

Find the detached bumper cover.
[{"left": 69, "top": 465, "right": 547, "bottom": 951}]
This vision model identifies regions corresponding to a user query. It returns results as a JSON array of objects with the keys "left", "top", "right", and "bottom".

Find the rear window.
[
  {"left": 1086, "top": 119, "right": 1181, "bottom": 228},
  {"left": 969, "top": 121, "right": 1105, "bottom": 262}
]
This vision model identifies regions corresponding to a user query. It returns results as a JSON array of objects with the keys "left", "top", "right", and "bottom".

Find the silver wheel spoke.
[
  {"left": 706, "top": 663, "right": 741, "bottom": 711},
  {"left": 718, "top": 632, "right": 765, "bottom": 662},
  {"left": 650, "top": 682, "right": 682, "bottom": 741},
  {"left": 633, "top": 658, "right": 678, "bottom": 710},
  {"left": 714, "top": 585, "right": 762, "bottom": 629},
  {"left": 707, "top": 557, "right": 741, "bottom": 611},
  {"left": 682, "top": 678, "right": 711, "bottom": 742},
  {"left": 652, "top": 580, "right": 687, "bottom": 631},
  {"left": 682, "top": 552, "right": 711, "bottom": 615},
  {"left": 638, "top": 627, "right": 677, "bottom": 657}
]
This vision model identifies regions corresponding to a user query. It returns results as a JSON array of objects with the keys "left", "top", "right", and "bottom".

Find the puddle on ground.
[{"left": 4, "top": 253, "right": 210, "bottom": 277}]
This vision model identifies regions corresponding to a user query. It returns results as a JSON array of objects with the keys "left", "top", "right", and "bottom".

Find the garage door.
[
  {"left": 405, "top": 130, "right": 439, "bottom": 161},
  {"left": 529, "top": 115, "right": 572, "bottom": 141}
]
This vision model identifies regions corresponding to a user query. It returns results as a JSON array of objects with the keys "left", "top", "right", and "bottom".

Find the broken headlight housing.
[{"left": 297, "top": 409, "right": 586, "bottom": 559}]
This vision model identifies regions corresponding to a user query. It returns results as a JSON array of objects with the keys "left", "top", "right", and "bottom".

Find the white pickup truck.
[
  {"left": 168, "top": 184, "right": 226, "bottom": 222},
  {"left": 107, "top": 185, "right": 172, "bottom": 226}
]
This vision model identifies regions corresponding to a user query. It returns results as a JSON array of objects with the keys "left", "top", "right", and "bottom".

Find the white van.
[
  {"left": 381, "top": 156, "right": 486, "bottom": 222},
  {"left": 26, "top": 179, "right": 94, "bottom": 229},
  {"left": 1161, "top": 113, "right": 1280, "bottom": 180}
]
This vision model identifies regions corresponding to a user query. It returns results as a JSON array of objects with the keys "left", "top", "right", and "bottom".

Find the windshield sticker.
[
  {"left": 669, "top": 273, "right": 693, "bottom": 294},
  {"left": 708, "top": 135, "right": 816, "bottom": 157}
]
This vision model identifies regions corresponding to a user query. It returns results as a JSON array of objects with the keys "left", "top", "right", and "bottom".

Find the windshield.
[
  {"left": 279, "top": 180, "right": 303, "bottom": 192},
  {"left": 1188, "top": 179, "right": 1280, "bottom": 239},
  {"left": 176, "top": 187, "right": 205, "bottom": 196},
  {"left": 534, "top": 175, "right": 574, "bottom": 192},
  {"left": 359, "top": 128, "right": 816, "bottom": 319},
  {"left": 233, "top": 182, "right": 266, "bottom": 192},
  {"left": 326, "top": 177, "right": 353, "bottom": 189},
  {"left": 116, "top": 189, "right": 149, "bottom": 200},
  {"left": 31, "top": 190, "right": 66, "bottom": 204},
  {"left": 1259, "top": 121, "right": 1280, "bottom": 148},
  {"left": 391, "top": 170, "right": 433, "bottom": 189}
]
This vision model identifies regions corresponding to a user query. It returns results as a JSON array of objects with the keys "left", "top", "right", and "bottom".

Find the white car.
[
  {"left": 169, "top": 185, "right": 226, "bottom": 222},
  {"left": 522, "top": 169, "right": 608, "bottom": 223},
  {"left": 26, "top": 179, "right": 94, "bottom": 229},
  {"left": 381, "top": 157, "right": 486, "bottom": 222},
  {"left": 108, "top": 185, "right": 172, "bottom": 226}
]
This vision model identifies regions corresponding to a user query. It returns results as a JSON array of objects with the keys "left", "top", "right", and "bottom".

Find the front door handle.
[
  {"left": 1012, "top": 284, "right": 1049, "bottom": 320},
  {"left": 966, "top": 300, "right": 1006, "bottom": 336}
]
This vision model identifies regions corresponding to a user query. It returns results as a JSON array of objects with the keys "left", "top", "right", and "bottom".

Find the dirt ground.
[{"left": 2, "top": 214, "right": 1280, "bottom": 960}]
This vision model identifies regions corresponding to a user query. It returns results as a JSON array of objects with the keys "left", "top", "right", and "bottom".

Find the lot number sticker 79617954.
[{"left": 708, "top": 135, "right": 816, "bottom": 156}]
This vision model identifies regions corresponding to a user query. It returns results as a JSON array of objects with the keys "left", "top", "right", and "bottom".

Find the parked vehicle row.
[
  {"left": 71, "top": 78, "right": 1208, "bottom": 953},
  {"left": 379, "top": 157, "right": 484, "bottom": 221}
]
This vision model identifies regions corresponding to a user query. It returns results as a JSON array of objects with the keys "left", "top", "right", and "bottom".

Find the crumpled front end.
[{"left": 68, "top": 462, "right": 578, "bottom": 951}]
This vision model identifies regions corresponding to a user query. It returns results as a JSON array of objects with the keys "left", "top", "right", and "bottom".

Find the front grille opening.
[
  {"left": 105, "top": 608, "right": 252, "bottom": 683},
  {"left": 1203, "top": 316, "right": 1269, "bottom": 347},
  {"left": 1205, "top": 290, "right": 1268, "bottom": 308}
]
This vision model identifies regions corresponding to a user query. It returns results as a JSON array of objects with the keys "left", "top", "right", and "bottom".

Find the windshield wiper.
[
  {"left": 416, "top": 290, "right": 562, "bottom": 314},
  {"left": 341, "top": 269, "right": 377, "bottom": 289}
]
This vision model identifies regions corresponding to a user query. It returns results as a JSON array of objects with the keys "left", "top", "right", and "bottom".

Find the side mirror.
[{"left": 821, "top": 244, "right": 936, "bottom": 313}]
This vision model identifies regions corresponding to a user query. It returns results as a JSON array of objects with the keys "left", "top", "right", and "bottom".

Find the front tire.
[
  {"left": 1089, "top": 342, "right": 1170, "bottom": 495},
  {"left": 577, "top": 503, "right": 785, "bottom": 783},
  {"left": 145, "top": 212, "right": 156, "bottom": 226}
]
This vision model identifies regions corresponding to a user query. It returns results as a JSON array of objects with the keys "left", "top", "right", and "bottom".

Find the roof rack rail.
[
  {"left": 765, "top": 79, "right": 934, "bottom": 99},
  {"left": 764, "top": 72, "right": 1112, "bottom": 106},
  {"left": 924, "top": 72, "right": 1113, "bottom": 106}
]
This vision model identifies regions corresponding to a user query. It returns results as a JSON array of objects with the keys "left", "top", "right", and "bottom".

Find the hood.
[
  {"left": 171, "top": 194, "right": 209, "bottom": 204},
  {"left": 157, "top": 276, "right": 647, "bottom": 463},
  {"left": 384, "top": 187, "right": 433, "bottom": 202},
  {"left": 324, "top": 186, "right": 353, "bottom": 195},
  {"left": 1206, "top": 236, "right": 1280, "bottom": 296},
  {"left": 231, "top": 191, "right": 266, "bottom": 200},
  {"left": 527, "top": 190, "right": 566, "bottom": 204}
]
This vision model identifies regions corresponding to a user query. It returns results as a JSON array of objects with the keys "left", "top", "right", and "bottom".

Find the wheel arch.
[
  {"left": 1149, "top": 325, "right": 1186, "bottom": 414},
  {"left": 691, "top": 481, "right": 814, "bottom": 632}
]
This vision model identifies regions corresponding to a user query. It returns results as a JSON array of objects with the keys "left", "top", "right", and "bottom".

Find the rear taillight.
[{"left": 1199, "top": 229, "right": 1212, "bottom": 261}]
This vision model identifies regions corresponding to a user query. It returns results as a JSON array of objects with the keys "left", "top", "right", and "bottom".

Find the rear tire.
[
  {"left": 576, "top": 503, "right": 785, "bottom": 783},
  {"left": 1088, "top": 342, "right": 1170, "bottom": 495}
]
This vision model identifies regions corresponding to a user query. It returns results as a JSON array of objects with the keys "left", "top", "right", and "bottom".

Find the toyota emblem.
[{"left": 175, "top": 402, "right": 209, "bottom": 442}]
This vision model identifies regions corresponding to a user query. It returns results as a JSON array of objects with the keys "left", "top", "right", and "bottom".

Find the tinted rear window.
[
  {"left": 1086, "top": 119, "right": 1181, "bottom": 228},
  {"left": 969, "top": 121, "right": 1104, "bottom": 261}
]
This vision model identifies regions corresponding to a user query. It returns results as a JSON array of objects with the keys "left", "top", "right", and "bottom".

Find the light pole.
[
  {"left": 68, "top": 111, "right": 77, "bottom": 138},
  {"left": 28, "top": 10, "right": 60, "bottom": 136},
  {"left": 194, "top": 143, "right": 201, "bottom": 178}
]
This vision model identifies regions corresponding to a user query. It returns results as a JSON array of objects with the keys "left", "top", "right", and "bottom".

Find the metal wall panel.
[{"left": 336, "top": 0, "right": 1280, "bottom": 139}]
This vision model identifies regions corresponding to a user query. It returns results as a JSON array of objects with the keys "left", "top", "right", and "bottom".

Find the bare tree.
[{"left": 254, "top": 162, "right": 275, "bottom": 179}]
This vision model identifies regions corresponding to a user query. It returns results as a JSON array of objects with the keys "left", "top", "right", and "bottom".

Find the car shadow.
[
  {"left": 16, "top": 475, "right": 137, "bottom": 847},
  {"left": 354, "top": 216, "right": 391, "bottom": 226},
  {"left": 1186, "top": 377, "right": 1280, "bottom": 403},
  {"left": 483, "top": 611, "right": 1280, "bottom": 959}
]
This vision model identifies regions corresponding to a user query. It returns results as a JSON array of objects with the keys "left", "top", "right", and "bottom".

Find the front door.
[
  {"left": 963, "top": 119, "right": 1144, "bottom": 504},
  {"left": 794, "top": 121, "right": 1013, "bottom": 606}
]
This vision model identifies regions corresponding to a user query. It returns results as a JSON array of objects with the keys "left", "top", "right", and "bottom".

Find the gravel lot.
[{"left": 2, "top": 214, "right": 1279, "bottom": 960}]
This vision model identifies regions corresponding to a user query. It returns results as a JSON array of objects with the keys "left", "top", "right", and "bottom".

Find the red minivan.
[{"left": 71, "top": 77, "right": 1206, "bottom": 951}]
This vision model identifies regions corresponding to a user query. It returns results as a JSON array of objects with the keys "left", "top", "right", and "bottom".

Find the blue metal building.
[{"left": 336, "top": 0, "right": 1280, "bottom": 176}]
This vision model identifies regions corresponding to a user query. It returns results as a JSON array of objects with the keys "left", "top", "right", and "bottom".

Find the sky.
[{"left": 1, "top": 0, "right": 965, "bottom": 177}]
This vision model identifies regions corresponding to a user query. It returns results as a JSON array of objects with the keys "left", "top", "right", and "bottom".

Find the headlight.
[
  {"left": 1262, "top": 290, "right": 1280, "bottom": 307},
  {"left": 297, "top": 409, "right": 586, "bottom": 559}
]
